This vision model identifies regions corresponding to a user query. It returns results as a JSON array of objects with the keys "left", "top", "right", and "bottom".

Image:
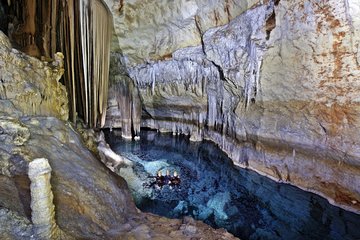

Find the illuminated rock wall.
[{"left": 105, "top": 0, "right": 360, "bottom": 213}]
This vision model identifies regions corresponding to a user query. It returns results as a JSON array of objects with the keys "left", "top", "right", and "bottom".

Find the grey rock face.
[
  {"left": 107, "top": 0, "right": 360, "bottom": 213},
  {"left": 0, "top": 208, "right": 34, "bottom": 240}
]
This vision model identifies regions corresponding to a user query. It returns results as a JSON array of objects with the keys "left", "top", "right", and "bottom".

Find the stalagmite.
[{"left": 28, "top": 158, "right": 68, "bottom": 240}]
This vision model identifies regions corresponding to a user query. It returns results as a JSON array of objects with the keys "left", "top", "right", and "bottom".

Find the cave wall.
[{"left": 105, "top": 0, "right": 360, "bottom": 213}]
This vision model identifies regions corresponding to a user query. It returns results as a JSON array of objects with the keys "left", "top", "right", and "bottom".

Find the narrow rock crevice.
[{"left": 211, "top": 61, "right": 226, "bottom": 81}]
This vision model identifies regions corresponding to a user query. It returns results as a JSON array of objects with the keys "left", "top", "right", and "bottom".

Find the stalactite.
[
  {"left": 7, "top": 0, "right": 112, "bottom": 128},
  {"left": 9, "top": 0, "right": 40, "bottom": 57},
  {"left": 132, "top": 87, "right": 141, "bottom": 137},
  {"left": 91, "top": 0, "right": 112, "bottom": 127},
  {"left": 38, "top": 0, "right": 51, "bottom": 57},
  {"left": 63, "top": 0, "right": 77, "bottom": 123},
  {"left": 80, "top": 0, "right": 90, "bottom": 125},
  {"left": 244, "top": 41, "right": 261, "bottom": 108},
  {"left": 112, "top": 76, "right": 141, "bottom": 139}
]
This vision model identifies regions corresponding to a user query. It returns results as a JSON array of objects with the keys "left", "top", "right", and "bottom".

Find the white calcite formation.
[
  {"left": 105, "top": 0, "right": 360, "bottom": 213},
  {"left": 28, "top": 158, "right": 67, "bottom": 240}
]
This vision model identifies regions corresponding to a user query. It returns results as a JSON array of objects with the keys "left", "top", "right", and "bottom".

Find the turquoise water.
[{"left": 106, "top": 130, "right": 360, "bottom": 240}]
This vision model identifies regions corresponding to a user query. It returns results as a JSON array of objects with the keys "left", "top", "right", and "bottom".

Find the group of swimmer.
[{"left": 145, "top": 170, "right": 181, "bottom": 189}]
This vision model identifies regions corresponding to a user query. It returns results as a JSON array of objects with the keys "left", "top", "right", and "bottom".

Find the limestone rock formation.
[
  {"left": 0, "top": 31, "right": 68, "bottom": 121},
  {"left": 106, "top": 0, "right": 360, "bottom": 213},
  {"left": 0, "top": 26, "right": 238, "bottom": 239},
  {"left": 105, "top": 54, "right": 142, "bottom": 138},
  {"left": 97, "top": 131, "right": 133, "bottom": 171}
]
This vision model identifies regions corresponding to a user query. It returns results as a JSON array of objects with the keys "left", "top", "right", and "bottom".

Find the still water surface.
[{"left": 106, "top": 130, "right": 360, "bottom": 240}]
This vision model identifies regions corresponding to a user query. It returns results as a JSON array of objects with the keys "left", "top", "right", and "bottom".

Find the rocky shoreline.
[{"left": 141, "top": 118, "right": 360, "bottom": 215}]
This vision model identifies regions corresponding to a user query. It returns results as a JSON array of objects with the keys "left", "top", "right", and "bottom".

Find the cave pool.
[{"left": 106, "top": 129, "right": 360, "bottom": 240}]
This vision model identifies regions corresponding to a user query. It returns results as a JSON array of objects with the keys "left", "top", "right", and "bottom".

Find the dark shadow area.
[{"left": 0, "top": 0, "right": 10, "bottom": 35}]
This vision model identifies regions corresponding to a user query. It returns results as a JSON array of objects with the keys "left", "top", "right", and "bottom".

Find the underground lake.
[{"left": 105, "top": 129, "right": 360, "bottom": 240}]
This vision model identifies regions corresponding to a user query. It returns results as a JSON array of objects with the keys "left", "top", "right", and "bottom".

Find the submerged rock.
[
  {"left": 207, "top": 192, "right": 231, "bottom": 221},
  {"left": 107, "top": 130, "right": 360, "bottom": 240}
]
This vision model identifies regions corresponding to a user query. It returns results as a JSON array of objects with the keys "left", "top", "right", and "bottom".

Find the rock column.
[{"left": 28, "top": 158, "right": 60, "bottom": 240}]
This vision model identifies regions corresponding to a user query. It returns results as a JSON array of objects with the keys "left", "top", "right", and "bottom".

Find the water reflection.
[{"left": 106, "top": 130, "right": 360, "bottom": 240}]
